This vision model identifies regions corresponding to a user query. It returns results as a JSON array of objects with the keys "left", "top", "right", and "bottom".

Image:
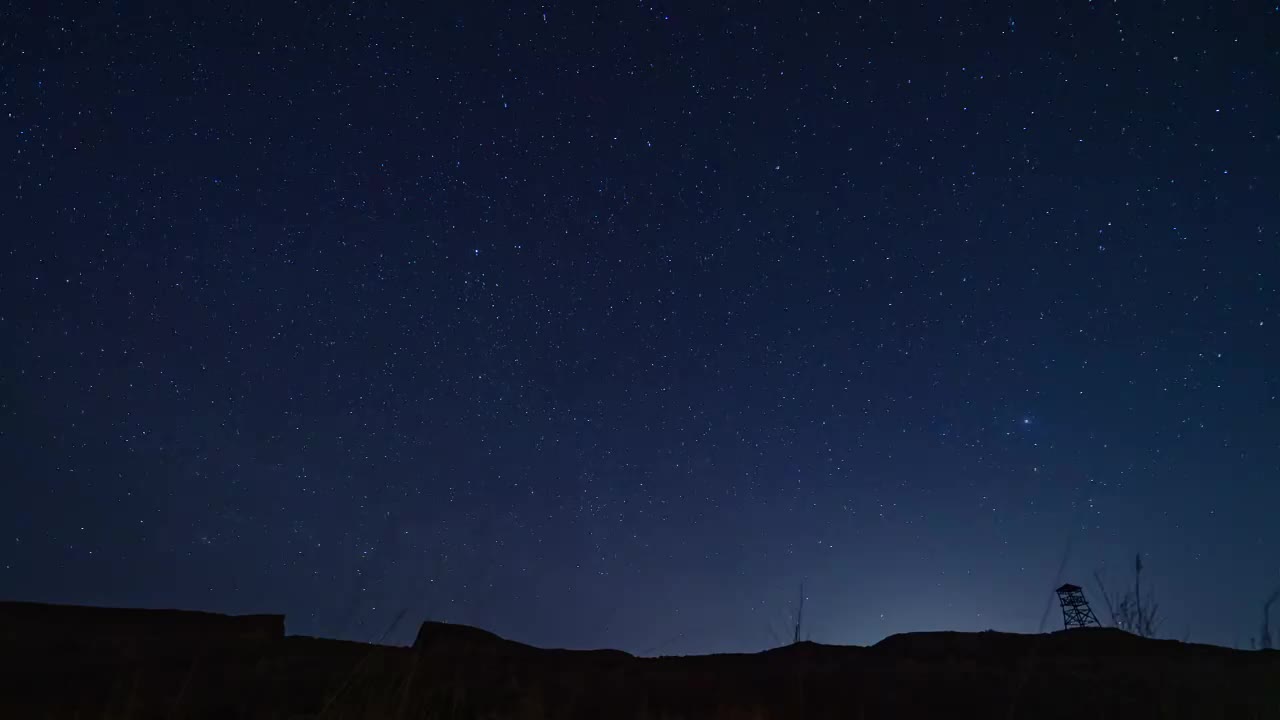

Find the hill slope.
[{"left": 2, "top": 601, "right": 1277, "bottom": 718}]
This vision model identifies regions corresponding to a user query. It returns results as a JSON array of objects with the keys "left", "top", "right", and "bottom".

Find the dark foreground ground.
[{"left": 2, "top": 601, "right": 1277, "bottom": 719}]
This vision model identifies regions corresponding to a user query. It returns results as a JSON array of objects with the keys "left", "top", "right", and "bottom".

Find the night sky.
[{"left": 3, "top": 2, "right": 1278, "bottom": 655}]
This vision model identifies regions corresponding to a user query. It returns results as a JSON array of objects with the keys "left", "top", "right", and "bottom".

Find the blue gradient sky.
[{"left": 3, "top": 1, "right": 1277, "bottom": 654}]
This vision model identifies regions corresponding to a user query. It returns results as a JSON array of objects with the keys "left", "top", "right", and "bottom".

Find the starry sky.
[{"left": 2, "top": 2, "right": 1278, "bottom": 655}]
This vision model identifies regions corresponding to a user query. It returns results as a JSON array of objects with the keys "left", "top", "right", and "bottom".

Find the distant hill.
[{"left": 2, "top": 600, "right": 1277, "bottom": 718}]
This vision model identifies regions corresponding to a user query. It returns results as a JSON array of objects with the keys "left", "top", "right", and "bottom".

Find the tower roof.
[{"left": 1056, "top": 583, "right": 1083, "bottom": 593}]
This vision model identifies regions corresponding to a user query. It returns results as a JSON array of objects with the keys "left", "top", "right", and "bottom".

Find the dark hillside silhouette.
[{"left": 2, "top": 601, "right": 1278, "bottom": 718}]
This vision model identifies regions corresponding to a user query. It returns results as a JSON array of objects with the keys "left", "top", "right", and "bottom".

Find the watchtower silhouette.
[{"left": 1055, "top": 583, "right": 1101, "bottom": 629}]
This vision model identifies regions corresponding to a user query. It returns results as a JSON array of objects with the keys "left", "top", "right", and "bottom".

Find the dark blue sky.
[{"left": 2, "top": 2, "right": 1277, "bottom": 654}]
